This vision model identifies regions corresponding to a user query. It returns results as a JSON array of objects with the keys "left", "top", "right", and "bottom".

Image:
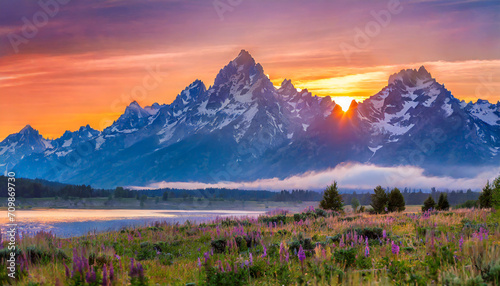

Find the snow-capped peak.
[{"left": 466, "top": 99, "right": 500, "bottom": 126}]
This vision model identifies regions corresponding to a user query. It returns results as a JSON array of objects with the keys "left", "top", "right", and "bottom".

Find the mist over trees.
[{"left": 0, "top": 176, "right": 494, "bottom": 209}]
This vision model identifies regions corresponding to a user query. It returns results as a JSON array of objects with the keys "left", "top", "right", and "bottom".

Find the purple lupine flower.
[
  {"left": 391, "top": 241, "right": 400, "bottom": 255},
  {"left": 64, "top": 262, "right": 70, "bottom": 278},
  {"left": 249, "top": 253, "right": 253, "bottom": 265},
  {"left": 102, "top": 264, "right": 108, "bottom": 286},
  {"left": 198, "top": 257, "right": 202, "bottom": 269},
  {"left": 130, "top": 258, "right": 135, "bottom": 275},
  {"left": 262, "top": 245, "right": 267, "bottom": 258},
  {"left": 86, "top": 267, "right": 96, "bottom": 283},
  {"left": 383, "top": 230, "right": 387, "bottom": 240},
  {"left": 365, "top": 246, "right": 370, "bottom": 257},
  {"left": 298, "top": 245, "right": 306, "bottom": 262},
  {"left": 109, "top": 263, "right": 114, "bottom": 282},
  {"left": 279, "top": 242, "right": 286, "bottom": 263},
  {"left": 204, "top": 251, "right": 210, "bottom": 263}
]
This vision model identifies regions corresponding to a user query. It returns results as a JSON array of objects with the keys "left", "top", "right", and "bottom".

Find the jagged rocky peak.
[
  {"left": 213, "top": 50, "right": 266, "bottom": 86},
  {"left": 388, "top": 65, "right": 434, "bottom": 87},
  {"left": 278, "top": 79, "right": 297, "bottom": 93},
  {"left": 233, "top": 49, "right": 256, "bottom": 67},
  {"left": 19, "top": 124, "right": 38, "bottom": 135},
  {"left": 170, "top": 79, "right": 207, "bottom": 108},
  {"left": 122, "top": 101, "right": 151, "bottom": 117}
]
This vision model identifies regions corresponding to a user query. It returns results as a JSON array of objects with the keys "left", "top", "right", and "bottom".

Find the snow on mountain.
[
  {"left": 356, "top": 66, "right": 500, "bottom": 164},
  {"left": 2, "top": 51, "right": 499, "bottom": 187},
  {"left": 358, "top": 66, "right": 455, "bottom": 142},
  {"left": 464, "top": 99, "right": 500, "bottom": 126},
  {"left": 0, "top": 125, "right": 52, "bottom": 169}
]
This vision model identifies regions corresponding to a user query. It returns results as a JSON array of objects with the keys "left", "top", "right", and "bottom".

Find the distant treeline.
[
  {"left": 0, "top": 176, "right": 481, "bottom": 206},
  {"left": 0, "top": 176, "right": 112, "bottom": 199}
]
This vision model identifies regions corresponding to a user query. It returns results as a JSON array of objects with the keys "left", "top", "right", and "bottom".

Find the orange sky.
[{"left": 0, "top": 0, "right": 499, "bottom": 140}]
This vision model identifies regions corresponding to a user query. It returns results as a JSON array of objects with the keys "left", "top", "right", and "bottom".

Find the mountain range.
[{"left": 1, "top": 50, "right": 499, "bottom": 188}]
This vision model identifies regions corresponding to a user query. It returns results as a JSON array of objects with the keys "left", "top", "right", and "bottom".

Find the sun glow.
[{"left": 331, "top": 96, "right": 356, "bottom": 112}]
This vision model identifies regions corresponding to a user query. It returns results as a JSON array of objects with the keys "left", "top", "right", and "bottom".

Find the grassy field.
[{"left": 1, "top": 207, "right": 499, "bottom": 285}]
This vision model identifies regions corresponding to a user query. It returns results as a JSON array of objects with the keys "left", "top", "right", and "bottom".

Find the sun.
[{"left": 331, "top": 96, "right": 356, "bottom": 112}]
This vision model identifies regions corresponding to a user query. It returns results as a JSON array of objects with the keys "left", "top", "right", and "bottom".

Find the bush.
[
  {"left": 422, "top": 195, "right": 436, "bottom": 211},
  {"left": 211, "top": 239, "right": 227, "bottom": 254},
  {"left": 454, "top": 200, "right": 478, "bottom": 209},
  {"left": 333, "top": 248, "right": 356, "bottom": 268},
  {"left": 25, "top": 246, "right": 68, "bottom": 264}
]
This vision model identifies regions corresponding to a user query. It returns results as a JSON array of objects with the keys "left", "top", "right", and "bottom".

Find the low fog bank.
[{"left": 138, "top": 163, "right": 500, "bottom": 192}]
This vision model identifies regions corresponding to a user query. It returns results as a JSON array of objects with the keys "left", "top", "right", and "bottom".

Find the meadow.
[{"left": 1, "top": 207, "right": 499, "bottom": 285}]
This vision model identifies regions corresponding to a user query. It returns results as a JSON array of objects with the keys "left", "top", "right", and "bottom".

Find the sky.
[{"left": 0, "top": 0, "right": 499, "bottom": 140}]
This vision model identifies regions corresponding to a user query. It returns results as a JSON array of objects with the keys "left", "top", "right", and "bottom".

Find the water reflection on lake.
[{"left": 0, "top": 209, "right": 264, "bottom": 238}]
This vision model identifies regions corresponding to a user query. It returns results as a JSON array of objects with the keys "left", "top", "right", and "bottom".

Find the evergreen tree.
[
  {"left": 140, "top": 194, "right": 147, "bottom": 207},
  {"left": 319, "top": 182, "right": 343, "bottom": 212},
  {"left": 479, "top": 181, "right": 493, "bottom": 208},
  {"left": 422, "top": 195, "right": 436, "bottom": 211},
  {"left": 437, "top": 193, "right": 450, "bottom": 211},
  {"left": 493, "top": 176, "right": 500, "bottom": 210},
  {"left": 387, "top": 188, "right": 406, "bottom": 212},
  {"left": 351, "top": 197, "right": 360, "bottom": 213},
  {"left": 162, "top": 191, "right": 170, "bottom": 201},
  {"left": 370, "top": 186, "right": 387, "bottom": 214}
]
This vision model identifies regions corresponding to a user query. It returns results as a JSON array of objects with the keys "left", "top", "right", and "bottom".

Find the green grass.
[{"left": 2, "top": 207, "right": 499, "bottom": 285}]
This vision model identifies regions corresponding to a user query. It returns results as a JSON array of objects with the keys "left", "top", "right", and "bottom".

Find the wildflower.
[
  {"left": 279, "top": 242, "right": 287, "bottom": 263},
  {"left": 391, "top": 241, "right": 400, "bottom": 255},
  {"left": 365, "top": 246, "right": 370, "bottom": 257},
  {"left": 249, "top": 253, "right": 254, "bottom": 265},
  {"left": 64, "top": 262, "right": 70, "bottom": 278},
  {"left": 109, "top": 263, "right": 114, "bottom": 282},
  {"left": 383, "top": 230, "right": 387, "bottom": 240},
  {"left": 298, "top": 245, "right": 306, "bottom": 262},
  {"left": 262, "top": 245, "right": 267, "bottom": 258},
  {"left": 198, "top": 257, "right": 202, "bottom": 269},
  {"left": 204, "top": 252, "right": 210, "bottom": 263},
  {"left": 102, "top": 264, "right": 108, "bottom": 286},
  {"left": 86, "top": 266, "right": 96, "bottom": 283}
]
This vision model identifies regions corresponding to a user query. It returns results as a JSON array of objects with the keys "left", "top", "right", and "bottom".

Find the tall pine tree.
[
  {"left": 387, "top": 188, "right": 406, "bottom": 212},
  {"left": 437, "top": 193, "right": 450, "bottom": 211},
  {"left": 479, "top": 181, "right": 493, "bottom": 208},
  {"left": 319, "top": 182, "right": 344, "bottom": 212},
  {"left": 371, "top": 186, "right": 388, "bottom": 214}
]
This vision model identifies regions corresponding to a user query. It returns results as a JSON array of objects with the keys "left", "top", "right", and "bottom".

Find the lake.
[{"left": 0, "top": 209, "right": 265, "bottom": 238}]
